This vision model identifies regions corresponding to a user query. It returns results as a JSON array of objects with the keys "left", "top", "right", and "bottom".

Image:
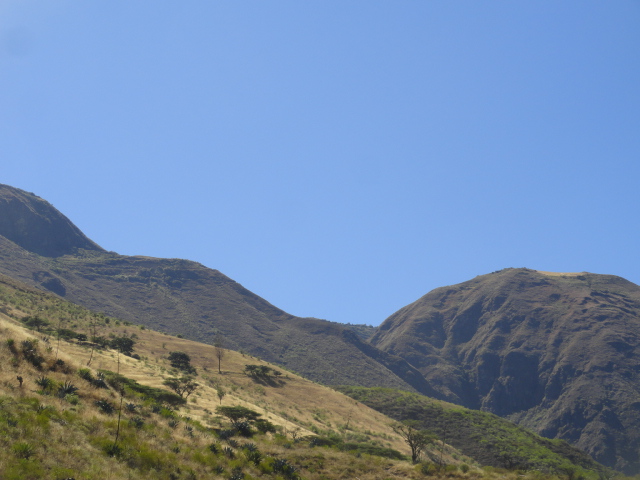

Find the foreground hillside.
[
  {"left": 371, "top": 268, "right": 640, "bottom": 473},
  {"left": 0, "top": 275, "right": 444, "bottom": 480},
  {"left": 0, "top": 274, "right": 611, "bottom": 480}
]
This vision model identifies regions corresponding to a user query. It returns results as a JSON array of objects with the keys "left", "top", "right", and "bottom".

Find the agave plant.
[
  {"left": 130, "top": 417, "right": 145, "bottom": 429},
  {"left": 242, "top": 442, "right": 257, "bottom": 452},
  {"left": 245, "top": 449, "right": 262, "bottom": 466},
  {"left": 167, "top": 419, "right": 179, "bottom": 429},
  {"left": 95, "top": 399, "right": 115, "bottom": 414},
  {"left": 35, "top": 376, "right": 53, "bottom": 392},
  {"left": 12, "top": 442, "right": 34, "bottom": 459},
  {"left": 57, "top": 380, "right": 79, "bottom": 398},
  {"left": 92, "top": 377, "right": 108, "bottom": 389},
  {"left": 229, "top": 467, "right": 245, "bottom": 480},
  {"left": 273, "top": 458, "right": 298, "bottom": 479},
  {"left": 218, "top": 429, "right": 235, "bottom": 440}
]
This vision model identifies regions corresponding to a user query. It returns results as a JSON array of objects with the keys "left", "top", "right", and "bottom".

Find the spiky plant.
[
  {"left": 95, "top": 399, "right": 115, "bottom": 414},
  {"left": 35, "top": 376, "right": 53, "bottom": 392},
  {"left": 130, "top": 417, "right": 145, "bottom": 429},
  {"left": 57, "top": 380, "right": 78, "bottom": 398},
  {"left": 13, "top": 442, "right": 34, "bottom": 459}
]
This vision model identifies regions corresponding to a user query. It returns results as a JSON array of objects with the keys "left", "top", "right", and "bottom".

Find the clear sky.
[{"left": 1, "top": 2, "right": 639, "bottom": 326}]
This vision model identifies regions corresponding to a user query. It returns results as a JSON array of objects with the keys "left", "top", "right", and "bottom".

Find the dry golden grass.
[
  {"left": 0, "top": 277, "right": 601, "bottom": 480},
  {"left": 535, "top": 271, "right": 586, "bottom": 277},
  {"left": 0, "top": 296, "right": 475, "bottom": 476},
  {"left": 29, "top": 319, "right": 413, "bottom": 454}
]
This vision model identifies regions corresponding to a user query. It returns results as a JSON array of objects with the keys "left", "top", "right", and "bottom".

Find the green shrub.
[
  {"left": 13, "top": 442, "right": 35, "bottom": 459},
  {"left": 77, "top": 368, "right": 94, "bottom": 382}
]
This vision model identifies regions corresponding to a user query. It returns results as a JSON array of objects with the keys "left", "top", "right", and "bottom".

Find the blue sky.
[{"left": 1, "top": 2, "right": 639, "bottom": 325}]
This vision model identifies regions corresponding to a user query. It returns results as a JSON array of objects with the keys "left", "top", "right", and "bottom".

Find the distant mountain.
[
  {"left": 370, "top": 268, "right": 640, "bottom": 473},
  {"left": 0, "top": 183, "right": 428, "bottom": 394}
]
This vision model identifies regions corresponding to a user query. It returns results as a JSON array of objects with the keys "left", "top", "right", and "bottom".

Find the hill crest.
[{"left": 0, "top": 184, "right": 103, "bottom": 257}]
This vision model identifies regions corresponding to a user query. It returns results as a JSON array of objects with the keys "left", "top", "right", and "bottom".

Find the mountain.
[
  {"left": 0, "top": 183, "right": 429, "bottom": 395},
  {"left": 370, "top": 268, "right": 640, "bottom": 473},
  {"left": 0, "top": 271, "right": 608, "bottom": 479},
  {"left": 2, "top": 183, "right": 639, "bottom": 473}
]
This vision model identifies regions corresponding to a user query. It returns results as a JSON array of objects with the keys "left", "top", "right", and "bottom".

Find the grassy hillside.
[
  {"left": 0, "top": 273, "right": 614, "bottom": 480},
  {"left": 338, "top": 387, "right": 606, "bottom": 476}
]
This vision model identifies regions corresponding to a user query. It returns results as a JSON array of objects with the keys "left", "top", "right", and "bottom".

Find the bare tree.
[
  {"left": 214, "top": 334, "right": 226, "bottom": 374},
  {"left": 392, "top": 420, "right": 436, "bottom": 464}
]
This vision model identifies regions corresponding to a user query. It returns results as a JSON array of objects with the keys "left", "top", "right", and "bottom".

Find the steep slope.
[
  {"left": 370, "top": 268, "right": 640, "bottom": 473},
  {"left": 0, "top": 184, "right": 425, "bottom": 394}
]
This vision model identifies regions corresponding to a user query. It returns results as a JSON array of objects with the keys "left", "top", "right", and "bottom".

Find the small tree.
[
  {"left": 392, "top": 420, "right": 435, "bottom": 464},
  {"left": 214, "top": 335, "right": 225, "bottom": 374},
  {"left": 22, "top": 316, "right": 50, "bottom": 332},
  {"left": 168, "top": 351, "right": 195, "bottom": 374},
  {"left": 216, "top": 385, "right": 226, "bottom": 405},
  {"left": 163, "top": 376, "right": 199, "bottom": 400},
  {"left": 110, "top": 336, "right": 135, "bottom": 356},
  {"left": 216, "top": 406, "right": 261, "bottom": 427}
]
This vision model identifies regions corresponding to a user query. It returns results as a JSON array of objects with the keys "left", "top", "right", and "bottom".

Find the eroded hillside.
[{"left": 371, "top": 268, "right": 640, "bottom": 473}]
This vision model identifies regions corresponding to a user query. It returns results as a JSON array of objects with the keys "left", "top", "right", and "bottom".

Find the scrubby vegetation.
[
  {"left": 0, "top": 273, "right": 626, "bottom": 480},
  {"left": 338, "top": 386, "right": 609, "bottom": 477}
]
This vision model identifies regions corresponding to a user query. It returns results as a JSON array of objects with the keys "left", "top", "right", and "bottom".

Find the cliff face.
[
  {"left": 370, "top": 268, "right": 640, "bottom": 473},
  {"left": 0, "top": 184, "right": 103, "bottom": 257}
]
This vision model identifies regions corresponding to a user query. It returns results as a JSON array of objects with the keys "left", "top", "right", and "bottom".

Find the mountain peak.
[{"left": 0, "top": 184, "right": 103, "bottom": 257}]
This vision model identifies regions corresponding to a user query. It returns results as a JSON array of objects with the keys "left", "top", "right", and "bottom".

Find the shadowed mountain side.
[
  {"left": 370, "top": 268, "right": 640, "bottom": 473},
  {"left": 0, "top": 185, "right": 427, "bottom": 392},
  {"left": 0, "top": 184, "right": 103, "bottom": 257},
  {"left": 0, "top": 246, "right": 423, "bottom": 392}
]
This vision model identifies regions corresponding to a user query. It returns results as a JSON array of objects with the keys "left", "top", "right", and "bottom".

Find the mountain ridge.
[
  {"left": 0, "top": 183, "right": 431, "bottom": 397},
  {"left": 1, "top": 183, "right": 639, "bottom": 473},
  {"left": 371, "top": 268, "right": 640, "bottom": 473}
]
